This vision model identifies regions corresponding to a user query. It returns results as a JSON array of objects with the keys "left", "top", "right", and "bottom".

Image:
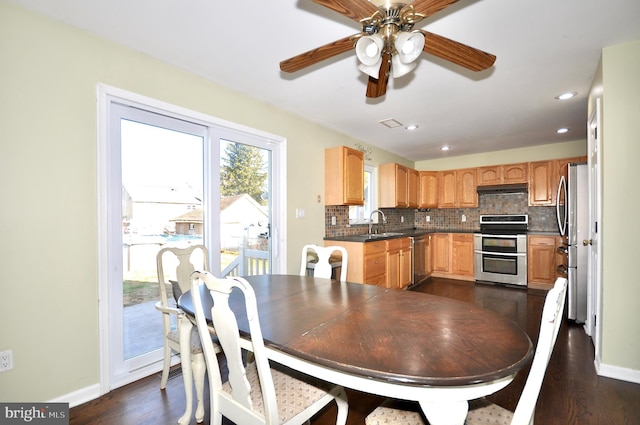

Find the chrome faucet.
[{"left": 369, "top": 209, "right": 387, "bottom": 234}]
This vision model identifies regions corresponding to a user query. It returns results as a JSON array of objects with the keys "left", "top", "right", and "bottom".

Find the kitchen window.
[{"left": 349, "top": 165, "right": 375, "bottom": 224}]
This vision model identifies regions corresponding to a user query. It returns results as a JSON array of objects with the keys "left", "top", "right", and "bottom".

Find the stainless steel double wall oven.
[{"left": 474, "top": 215, "right": 528, "bottom": 286}]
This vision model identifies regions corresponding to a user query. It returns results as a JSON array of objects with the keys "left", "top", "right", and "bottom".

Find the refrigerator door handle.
[{"left": 556, "top": 175, "right": 567, "bottom": 236}]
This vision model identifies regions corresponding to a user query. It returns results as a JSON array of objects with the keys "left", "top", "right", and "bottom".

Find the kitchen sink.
[{"left": 366, "top": 232, "right": 404, "bottom": 238}]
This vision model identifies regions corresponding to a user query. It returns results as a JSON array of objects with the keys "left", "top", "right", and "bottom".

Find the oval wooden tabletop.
[{"left": 179, "top": 274, "right": 533, "bottom": 387}]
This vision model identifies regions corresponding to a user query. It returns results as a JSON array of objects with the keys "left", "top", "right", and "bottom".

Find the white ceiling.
[{"left": 10, "top": 0, "right": 640, "bottom": 161}]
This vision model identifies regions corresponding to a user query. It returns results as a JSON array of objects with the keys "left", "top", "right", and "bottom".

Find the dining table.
[{"left": 176, "top": 274, "right": 533, "bottom": 425}]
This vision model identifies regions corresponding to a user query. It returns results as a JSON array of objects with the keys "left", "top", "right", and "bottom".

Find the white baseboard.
[
  {"left": 595, "top": 357, "right": 640, "bottom": 384},
  {"left": 49, "top": 384, "right": 101, "bottom": 408}
]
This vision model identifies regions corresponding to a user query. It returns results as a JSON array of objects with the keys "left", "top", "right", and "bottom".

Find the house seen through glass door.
[{"left": 106, "top": 96, "right": 278, "bottom": 389}]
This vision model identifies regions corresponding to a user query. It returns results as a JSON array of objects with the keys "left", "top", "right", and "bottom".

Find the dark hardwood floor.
[{"left": 70, "top": 278, "right": 640, "bottom": 425}]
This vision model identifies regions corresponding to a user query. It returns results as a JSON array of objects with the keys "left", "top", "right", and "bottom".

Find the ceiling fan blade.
[
  {"left": 280, "top": 34, "right": 358, "bottom": 73},
  {"left": 313, "top": 0, "right": 380, "bottom": 22},
  {"left": 366, "top": 52, "right": 391, "bottom": 98},
  {"left": 419, "top": 30, "right": 496, "bottom": 71},
  {"left": 410, "top": 0, "right": 460, "bottom": 19}
]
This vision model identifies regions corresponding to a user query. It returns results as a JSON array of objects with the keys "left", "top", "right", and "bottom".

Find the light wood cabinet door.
[
  {"left": 431, "top": 233, "right": 450, "bottom": 272},
  {"left": 386, "top": 249, "right": 400, "bottom": 289},
  {"left": 477, "top": 166, "right": 501, "bottom": 186},
  {"left": 364, "top": 241, "right": 387, "bottom": 286},
  {"left": 379, "top": 163, "right": 409, "bottom": 208},
  {"left": 324, "top": 146, "right": 364, "bottom": 205},
  {"left": 419, "top": 171, "right": 438, "bottom": 208},
  {"left": 407, "top": 168, "right": 419, "bottom": 208},
  {"left": 528, "top": 161, "right": 555, "bottom": 206},
  {"left": 503, "top": 163, "right": 528, "bottom": 184},
  {"left": 457, "top": 168, "right": 478, "bottom": 207},
  {"left": 387, "top": 238, "right": 412, "bottom": 288},
  {"left": 527, "top": 235, "right": 557, "bottom": 287},
  {"left": 451, "top": 233, "right": 474, "bottom": 276},
  {"left": 437, "top": 171, "right": 457, "bottom": 208}
]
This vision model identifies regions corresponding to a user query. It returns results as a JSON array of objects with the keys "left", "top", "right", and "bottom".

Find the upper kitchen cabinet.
[
  {"left": 476, "top": 165, "right": 501, "bottom": 186},
  {"left": 437, "top": 170, "right": 457, "bottom": 208},
  {"left": 457, "top": 168, "right": 478, "bottom": 207},
  {"left": 477, "top": 163, "right": 528, "bottom": 186},
  {"left": 503, "top": 163, "right": 528, "bottom": 183},
  {"left": 419, "top": 171, "right": 438, "bottom": 208},
  {"left": 407, "top": 168, "right": 419, "bottom": 208},
  {"left": 438, "top": 168, "right": 478, "bottom": 208},
  {"left": 379, "top": 163, "right": 417, "bottom": 208},
  {"left": 324, "top": 146, "right": 364, "bottom": 206},
  {"left": 528, "top": 160, "right": 556, "bottom": 206}
]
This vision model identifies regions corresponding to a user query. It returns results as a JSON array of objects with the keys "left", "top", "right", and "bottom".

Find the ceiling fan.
[{"left": 279, "top": 0, "right": 496, "bottom": 98}]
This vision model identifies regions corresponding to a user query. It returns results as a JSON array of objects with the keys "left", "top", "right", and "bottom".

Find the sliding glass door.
[{"left": 100, "top": 88, "right": 283, "bottom": 390}]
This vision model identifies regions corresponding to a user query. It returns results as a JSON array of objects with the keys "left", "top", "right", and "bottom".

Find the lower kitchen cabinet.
[
  {"left": 325, "top": 240, "right": 387, "bottom": 286},
  {"left": 431, "top": 233, "right": 450, "bottom": 273},
  {"left": 431, "top": 233, "right": 474, "bottom": 281},
  {"left": 387, "top": 238, "right": 411, "bottom": 289},
  {"left": 527, "top": 235, "right": 558, "bottom": 289},
  {"left": 451, "top": 233, "right": 474, "bottom": 277}
]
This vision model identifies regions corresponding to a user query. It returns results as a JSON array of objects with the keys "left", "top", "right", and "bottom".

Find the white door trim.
[{"left": 96, "top": 83, "right": 286, "bottom": 394}]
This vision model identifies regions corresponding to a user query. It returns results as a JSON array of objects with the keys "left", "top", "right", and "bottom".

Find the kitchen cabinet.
[
  {"left": 418, "top": 171, "right": 438, "bottom": 208},
  {"left": 379, "top": 163, "right": 410, "bottom": 208},
  {"left": 478, "top": 163, "right": 528, "bottom": 186},
  {"left": 325, "top": 240, "right": 387, "bottom": 286},
  {"left": 364, "top": 241, "right": 387, "bottom": 286},
  {"left": 431, "top": 233, "right": 475, "bottom": 281},
  {"left": 437, "top": 169, "right": 477, "bottom": 208},
  {"left": 503, "top": 163, "right": 528, "bottom": 183},
  {"left": 457, "top": 168, "right": 478, "bottom": 207},
  {"left": 528, "top": 160, "right": 556, "bottom": 206},
  {"left": 407, "top": 168, "right": 419, "bottom": 208},
  {"left": 437, "top": 171, "right": 457, "bottom": 208},
  {"left": 431, "top": 233, "right": 450, "bottom": 273},
  {"left": 527, "top": 235, "right": 557, "bottom": 289},
  {"left": 477, "top": 166, "right": 501, "bottom": 186},
  {"left": 324, "top": 146, "right": 364, "bottom": 205},
  {"left": 387, "top": 237, "right": 412, "bottom": 289},
  {"left": 451, "top": 233, "right": 474, "bottom": 277}
]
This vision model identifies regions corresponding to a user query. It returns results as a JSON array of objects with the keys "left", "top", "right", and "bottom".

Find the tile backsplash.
[{"left": 325, "top": 192, "right": 558, "bottom": 237}]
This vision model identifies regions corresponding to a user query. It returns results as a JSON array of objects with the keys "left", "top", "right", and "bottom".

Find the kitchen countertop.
[
  {"left": 325, "top": 229, "right": 561, "bottom": 242},
  {"left": 324, "top": 228, "right": 475, "bottom": 243}
]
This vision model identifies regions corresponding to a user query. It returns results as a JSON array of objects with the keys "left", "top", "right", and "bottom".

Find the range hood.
[{"left": 477, "top": 183, "right": 528, "bottom": 194}]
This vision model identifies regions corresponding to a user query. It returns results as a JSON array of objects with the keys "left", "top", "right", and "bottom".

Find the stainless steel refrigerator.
[{"left": 557, "top": 162, "right": 588, "bottom": 323}]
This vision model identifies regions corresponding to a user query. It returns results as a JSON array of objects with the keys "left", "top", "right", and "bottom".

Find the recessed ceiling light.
[
  {"left": 441, "top": 145, "right": 451, "bottom": 151},
  {"left": 556, "top": 128, "right": 570, "bottom": 134},
  {"left": 405, "top": 124, "right": 419, "bottom": 131},
  {"left": 555, "top": 92, "right": 577, "bottom": 100}
]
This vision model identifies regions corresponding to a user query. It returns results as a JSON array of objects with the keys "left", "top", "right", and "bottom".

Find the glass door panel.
[{"left": 219, "top": 139, "right": 272, "bottom": 276}]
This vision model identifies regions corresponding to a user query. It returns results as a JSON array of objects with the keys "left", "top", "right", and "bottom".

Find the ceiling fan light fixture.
[
  {"left": 356, "top": 34, "right": 384, "bottom": 66},
  {"left": 358, "top": 59, "right": 383, "bottom": 78},
  {"left": 391, "top": 54, "right": 417, "bottom": 78},
  {"left": 394, "top": 31, "right": 425, "bottom": 64}
]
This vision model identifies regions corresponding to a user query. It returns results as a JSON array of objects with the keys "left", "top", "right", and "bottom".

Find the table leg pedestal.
[{"left": 419, "top": 400, "right": 469, "bottom": 425}]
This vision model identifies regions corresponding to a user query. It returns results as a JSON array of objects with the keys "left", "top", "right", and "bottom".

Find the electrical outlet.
[
  {"left": 426, "top": 216, "right": 431, "bottom": 222},
  {"left": 461, "top": 214, "right": 467, "bottom": 222},
  {"left": 0, "top": 350, "right": 13, "bottom": 372},
  {"left": 331, "top": 216, "right": 337, "bottom": 226}
]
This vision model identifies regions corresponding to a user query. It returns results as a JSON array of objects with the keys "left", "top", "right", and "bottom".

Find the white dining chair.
[
  {"left": 299, "top": 244, "right": 348, "bottom": 281},
  {"left": 365, "top": 277, "right": 568, "bottom": 425},
  {"left": 155, "top": 245, "right": 220, "bottom": 423},
  {"left": 190, "top": 270, "right": 349, "bottom": 425}
]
